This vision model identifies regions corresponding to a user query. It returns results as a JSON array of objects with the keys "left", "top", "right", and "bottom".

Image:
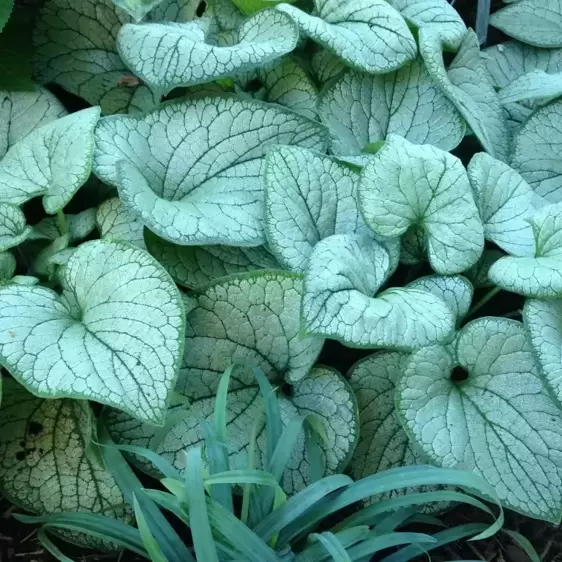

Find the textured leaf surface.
[
  {"left": 93, "top": 97, "right": 327, "bottom": 246},
  {"left": 0, "top": 88, "right": 66, "bottom": 159},
  {"left": 489, "top": 202, "right": 562, "bottom": 297},
  {"left": 0, "top": 203, "right": 31, "bottom": 251},
  {"left": 318, "top": 60, "right": 464, "bottom": 155},
  {"left": 264, "top": 146, "right": 369, "bottom": 272},
  {"left": 490, "top": 0, "right": 562, "bottom": 48},
  {"left": 183, "top": 271, "right": 323, "bottom": 391},
  {"left": 468, "top": 152, "right": 535, "bottom": 256},
  {"left": 0, "top": 252, "right": 15, "bottom": 280},
  {"left": 0, "top": 380, "right": 127, "bottom": 534},
  {"left": 421, "top": 30, "right": 510, "bottom": 162},
  {"left": 32, "top": 209, "right": 97, "bottom": 244},
  {"left": 106, "top": 366, "right": 358, "bottom": 494},
  {"left": 118, "top": 10, "right": 298, "bottom": 92},
  {"left": 511, "top": 100, "right": 562, "bottom": 202},
  {"left": 0, "top": 240, "right": 185, "bottom": 424},
  {"left": 302, "top": 233, "right": 455, "bottom": 349},
  {"left": 406, "top": 275, "right": 472, "bottom": 325},
  {"left": 499, "top": 70, "right": 562, "bottom": 105},
  {"left": 276, "top": 0, "right": 417, "bottom": 74},
  {"left": 96, "top": 197, "right": 146, "bottom": 249},
  {"left": 348, "top": 352, "right": 426, "bottom": 487},
  {"left": 359, "top": 135, "right": 484, "bottom": 274},
  {"left": 397, "top": 317, "right": 562, "bottom": 522},
  {"left": 0, "top": 108, "right": 100, "bottom": 214},
  {"left": 145, "top": 231, "right": 278, "bottom": 290},
  {"left": 311, "top": 49, "right": 346, "bottom": 85}
]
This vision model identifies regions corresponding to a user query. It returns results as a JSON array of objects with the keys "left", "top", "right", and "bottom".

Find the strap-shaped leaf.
[
  {"left": 301, "top": 233, "right": 455, "bottom": 349},
  {"left": 183, "top": 271, "right": 323, "bottom": 391},
  {"left": 0, "top": 108, "right": 100, "bottom": 214},
  {"left": 145, "top": 231, "right": 279, "bottom": 290},
  {"left": 420, "top": 30, "right": 510, "bottom": 162},
  {"left": 93, "top": 97, "right": 327, "bottom": 246},
  {"left": 524, "top": 299, "right": 562, "bottom": 409},
  {"left": 511, "top": 99, "right": 562, "bottom": 203},
  {"left": 359, "top": 135, "right": 484, "bottom": 275},
  {"left": 0, "top": 203, "right": 31, "bottom": 251},
  {"left": 0, "top": 88, "right": 66, "bottom": 158},
  {"left": 276, "top": 0, "right": 417, "bottom": 74},
  {"left": 348, "top": 352, "right": 426, "bottom": 493},
  {"left": 0, "top": 380, "right": 129, "bottom": 547},
  {"left": 96, "top": 197, "right": 146, "bottom": 249},
  {"left": 490, "top": 0, "right": 562, "bottom": 49},
  {"left": 388, "top": 0, "right": 466, "bottom": 49},
  {"left": 117, "top": 10, "right": 298, "bottom": 93},
  {"left": 264, "top": 146, "right": 370, "bottom": 272},
  {"left": 0, "top": 240, "right": 185, "bottom": 424},
  {"left": 396, "top": 317, "right": 562, "bottom": 522},
  {"left": 467, "top": 152, "right": 535, "bottom": 257},
  {"left": 318, "top": 60, "right": 465, "bottom": 155}
]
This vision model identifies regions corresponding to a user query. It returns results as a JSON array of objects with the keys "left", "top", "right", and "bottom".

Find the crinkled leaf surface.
[
  {"left": 490, "top": 0, "right": 562, "bottom": 49},
  {"left": 407, "top": 275, "right": 472, "bottom": 325},
  {"left": 96, "top": 197, "right": 146, "bottom": 249},
  {"left": 264, "top": 146, "right": 370, "bottom": 272},
  {"left": 468, "top": 152, "right": 535, "bottom": 256},
  {"left": 145, "top": 230, "right": 279, "bottom": 290},
  {"left": 511, "top": 99, "right": 562, "bottom": 203},
  {"left": 0, "top": 252, "right": 15, "bottom": 280},
  {"left": 359, "top": 135, "right": 484, "bottom": 275},
  {"left": 311, "top": 49, "right": 346, "bottom": 85},
  {"left": 348, "top": 352, "right": 428, "bottom": 498},
  {"left": 397, "top": 317, "right": 562, "bottom": 522},
  {"left": 489, "top": 202, "right": 562, "bottom": 297},
  {"left": 302, "top": 233, "right": 455, "bottom": 349},
  {"left": 0, "top": 203, "right": 31, "bottom": 251},
  {"left": 318, "top": 60, "right": 465, "bottom": 156},
  {"left": 0, "top": 108, "right": 100, "bottom": 214},
  {"left": 0, "top": 380, "right": 127, "bottom": 539},
  {"left": 118, "top": 10, "right": 298, "bottom": 92},
  {"left": 0, "top": 88, "right": 66, "bottom": 158},
  {"left": 0, "top": 240, "right": 185, "bottom": 424},
  {"left": 93, "top": 97, "right": 327, "bottom": 246},
  {"left": 276, "top": 0, "right": 417, "bottom": 74},
  {"left": 524, "top": 300, "right": 562, "bottom": 411},
  {"left": 499, "top": 70, "right": 562, "bottom": 105},
  {"left": 421, "top": 30, "right": 510, "bottom": 162},
  {"left": 183, "top": 271, "right": 323, "bottom": 392},
  {"left": 106, "top": 366, "right": 358, "bottom": 494},
  {"left": 388, "top": 0, "right": 466, "bottom": 49}
]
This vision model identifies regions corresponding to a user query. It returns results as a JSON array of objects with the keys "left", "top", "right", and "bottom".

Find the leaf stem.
[
  {"left": 56, "top": 209, "right": 68, "bottom": 236},
  {"left": 465, "top": 286, "right": 501, "bottom": 320}
]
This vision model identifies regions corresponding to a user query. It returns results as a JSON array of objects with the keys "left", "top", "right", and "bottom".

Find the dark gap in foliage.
[
  {"left": 46, "top": 83, "right": 90, "bottom": 113},
  {"left": 246, "top": 77, "right": 264, "bottom": 93},
  {"left": 318, "top": 340, "right": 372, "bottom": 376},
  {"left": 451, "top": 366, "right": 469, "bottom": 383},
  {"left": 195, "top": 0, "right": 206, "bottom": 17},
  {"left": 451, "top": 135, "right": 482, "bottom": 166}
]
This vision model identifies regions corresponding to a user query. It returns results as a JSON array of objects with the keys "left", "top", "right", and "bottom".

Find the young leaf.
[
  {"left": 93, "top": 97, "right": 327, "bottom": 246},
  {"left": 467, "top": 152, "right": 536, "bottom": 256},
  {"left": 420, "top": 30, "right": 510, "bottom": 162},
  {"left": 264, "top": 146, "right": 373, "bottom": 272},
  {"left": 32, "top": 209, "right": 97, "bottom": 244},
  {"left": 318, "top": 60, "right": 465, "bottom": 155},
  {"left": 0, "top": 251, "right": 15, "bottom": 280},
  {"left": 0, "top": 88, "right": 66, "bottom": 158},
  {"left": 511, "top": 99, "right": 562, "bottom": 203},
  {"left": 0, "top": 108, "right": 100, "bottom": 214},
  {"left": 301, "top": 233, "right": 455, "bottom": 349},
  {"left": 0, "top": 203, "right": 31, "bottom": 251},
  {"left": 396, "top": 317, "right": 562, "bottom": 522},
  {"left": 359, "top": 135, "right": 484, "bottom": 275},
  {"left": 489, "top": 202, "right": 562, "bottom": 297},
  {"left": 0, "top": 380, "right": 130, "bottom": 548},
  {"left": 490, "top": 0, "right": 562, "bottom": 49},
  {"left": 0, "top": 240, "right": 185, "bottom": 424},
  {"left": 117, "top": 10, "right": 298, "bottom": 92},
  {"left": 145, "top": 230, "right": 279, "bottom": 290},
  {"left": 276, "top": 0, "right": 417, "bottom": 74},
  {"left": 96, "top": 197, "right": 147, "bottom": 249}
]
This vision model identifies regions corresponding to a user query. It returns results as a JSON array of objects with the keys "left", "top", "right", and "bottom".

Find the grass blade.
[
  {"left": 502, "top": 529, "right": 540, "bottom": 562},
  {"left": 242, "top": 410, "right": 264, "bottom": 525},
  {"left": 312, "top": 532, "right": 352, "bottom": 562},
  {"left": 374, "top": 508, "right": 419, "bottom": 535},
  {"left": 185, "top": 447, "right": 220, "bottom": 562},
  {"left": 37, "top": 529, "right": 74, "bottom": 562},
  {"left": 347, "top": 531, "right": 437, "bottom": 560},
  {"left": 298, "top": 527, "right": 370, "bottom": 562},
  {"left": 253, "top": 367, "right": 283, "bottom": 464},
  {"left": 133, "top": 493, "right": 168, "bottom": 562}
]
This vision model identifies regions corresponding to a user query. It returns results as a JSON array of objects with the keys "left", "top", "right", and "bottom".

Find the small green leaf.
[
  {"left": 0, "top": 107, "right": 100, "bottom": 213},
  {"left": 32, "top": 208, "right": 97, "bottom": 244},
  {"left": 276, "top": 0, "right": 417, "bottom": 74},
  {"left": 359, "top": 135, "right": 484, "bottom": 274}
]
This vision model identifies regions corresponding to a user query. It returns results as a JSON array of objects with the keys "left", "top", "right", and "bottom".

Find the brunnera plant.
[{"left": 1, "top": 0, "right": 562, "bottom": 550}]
